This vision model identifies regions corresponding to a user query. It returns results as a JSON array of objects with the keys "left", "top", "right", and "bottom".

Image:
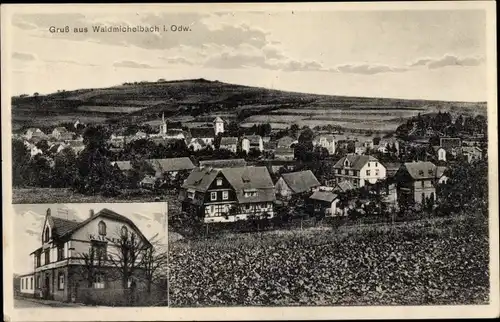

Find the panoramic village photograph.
[{"left": 9, "top": 8, "right": 491, "bottom": 308}]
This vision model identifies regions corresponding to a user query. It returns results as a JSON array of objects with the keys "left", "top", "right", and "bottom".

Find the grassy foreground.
[{"left": 168, "top": 213, "right": 489, "bottom": 307}]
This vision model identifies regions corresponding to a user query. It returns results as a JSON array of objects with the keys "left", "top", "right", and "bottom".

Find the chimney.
[{"left": 89, "top": 209, "right": 95, "bottom": 218}]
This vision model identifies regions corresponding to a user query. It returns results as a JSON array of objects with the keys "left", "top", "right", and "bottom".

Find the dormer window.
[
  {"left": 98, "top": 221, "right": 107, "bottom": 236},
  {"left": 44, "top": 227, "right": 50, "bottom": 242},
  {"left": 418, "top": 170, "right": 424, "bottom": 176},
  {"left": 344, "top": 160, "right": 350, "bottom": 168},
  {"left": 428, "top": 169, "right": 434, "bottom": 175},
  {"left": 121, "top": 226, "right": 128, "bottom": 238}
]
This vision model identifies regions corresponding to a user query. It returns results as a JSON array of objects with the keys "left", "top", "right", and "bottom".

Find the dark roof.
[
  {"left": 402, "top": 161, "right": 437, "bottom": 180},
  {"left": 333, "top": 154, "right": 379, "bottom": 170},
  {"left": 146, "top": 157, "right": 195, "bottom": 173},
  {"left": 243, "top": 135, "right": 262, "bottom": 144},
  {"left": 335, "top": 180, "right": 355, "bottom": 192},
  {"left": 277, "top": 136, "right": 295, "bottom": 148},
  {"left": 280, "top": 170, "right": 320, "bottom": 194},
  {"left": 310, "top": 191, "right": 338, "bottom": 203},
  {"left": 52, "top": 217, "right": 81, "bottom": 237},
  {"left": 199, "top": 159, "right": 247, "bottom": 168},
  {"left": 220, "top": 137, "right": 238, "bottom": 145},
  {"left": 183, "top": 166, "right": 275, "bottom": 203},
  {"left": 383, "top": 162, "right": 402, "bottom": 171},
  {"left": 190, "top": 127, "right": 215, "bottom": 139},
  {"left": 112, "top": 161, "right": 132, "bottom": 171},
  {"left": 189, "top": 138, "right": 207, "bottom": 147},
  {"left": 263, "top": 141, "right": 277, "bottom": 150}
]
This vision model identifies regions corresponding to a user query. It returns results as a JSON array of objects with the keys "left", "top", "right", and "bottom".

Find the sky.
[
  {"left": 7, "top": 7, "right": 489, "bottom": 101},
  {"left": 12, "top": 202, "right": 167, "bottom": 274}
]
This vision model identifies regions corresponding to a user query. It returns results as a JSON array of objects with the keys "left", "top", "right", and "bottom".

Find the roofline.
[{"left": 17, "top": 272, "right": 35, "bottom": 278}]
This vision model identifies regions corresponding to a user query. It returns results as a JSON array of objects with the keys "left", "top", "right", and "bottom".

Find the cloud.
[
  {"left": 113, "top": 60, "right": 154, "bottom": 69},
  {"left": 160, "top": 57, "right": 195, "bottom": 65},
  {"left": 335, "top": 63, "right": 408, "bottom": 75},
  {"left": 44, "top": 59, "right": 98, "bottom": 67},
  {"left": 12, "top": 52, "right": 36, "bottom": 61},
  {"left": 410, "top": 55, "right": 485, "bottom": 69}
]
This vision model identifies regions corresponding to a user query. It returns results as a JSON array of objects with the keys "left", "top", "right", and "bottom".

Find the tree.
[
  {"left": 12, "top": 139, "right": 30, "bottom": 187},
  {"left": 373, "top": 136, "right": 381, "bottom": 145},
  {"left": 27, "top": 154, "right": 53, "bottom": 187},
  {"left": 52, "top": 147, "right": 79, "bottom": 188},
  {"left": 108, "top": 229, "right": 151, "bottom": 304},
  {"left": 141, "top": 235, "right": 168, "bottom": 295},
  {"left": 77, "top": 245, "right": 106, "bottom": 288},
  {"left": 36, "top": 140, "right": 50, "bottom": 152}
]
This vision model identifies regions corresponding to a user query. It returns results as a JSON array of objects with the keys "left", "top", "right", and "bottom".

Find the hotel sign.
[{"left": 88, "top": 234, "right": 120, "bottom": 244}]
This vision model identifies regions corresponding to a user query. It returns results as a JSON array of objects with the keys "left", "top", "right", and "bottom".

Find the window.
[
  {"left": 366, "top": 170, "right": 371, "bottom": 176},
  {"left": 188, "top": 190, "right": 195, "bottom": 199},
  {"left": 222, "top": 191, "right": 229, "bottom": 200},
  {"left": 36, "top": 253, "right": 41, "bottom": 267},
  {"left": 210, "top": 192, "right": 217, "bottom": 201},
  {"left": 216, "top": 179, "right": 223, "bottom": 186},
  {"left": 21, "top": 279, "right": 24, "bottom": 289},
  {"left": 58, "top": 273, "right": 65, "bottom": 290},
  {"left": 121, "top": 225, "right": 128, "bottom": 237},
  {"left": 93, "top": 274, "right": 105, "bottom": 289},
  {"left": 36, "top": 276, "right": 40, "bottom": 289},
  {"left": 44, "top": 249, "right": 50, "bottom": 265},
  {"left": 98, "top": 221, "right": 107, "bottom": 236},
  {"left": 44, "top": 227, "right": 50, "bottom": 242},
  {"left": 421, "top": 181, "right": 425, "bottom": 188},
  {"left": 375, "top": 170, "right": 379, "bottom": 176},
  {"left": 30, "top": 277, "right": 33, "bottom": 290},
  {"left": 375, "top": 162, "right": 378, "bottom": 167},
  {"left": 337, "top": 169, "right": 341, "bottom": 174},
  {"left": 57, "top": 245, "right": 65, "bottom": 261},
  {"left": 92, "top": 242, "right": 107, "bottom": 261}
]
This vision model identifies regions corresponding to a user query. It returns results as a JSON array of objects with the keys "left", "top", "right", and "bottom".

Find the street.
[{"left": 14, "top": 298, "right": 85, "bottom": 308}]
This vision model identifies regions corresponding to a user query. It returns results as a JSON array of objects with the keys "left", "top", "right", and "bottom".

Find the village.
[{"left": 12, "top": 110, "right": 488, "bottom": 232}]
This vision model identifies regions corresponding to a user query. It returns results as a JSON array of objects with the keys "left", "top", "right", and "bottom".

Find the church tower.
[
  {"left": 214, "top": 116, "right": 224, "bottom": 136},
  {"left": 160, "top": 113, "right": 167, "bottom": 136}
]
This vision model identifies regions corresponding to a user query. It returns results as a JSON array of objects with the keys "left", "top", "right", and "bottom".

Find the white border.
[{"left": 2, "top": 2, "right": 498, "bottom": 321}]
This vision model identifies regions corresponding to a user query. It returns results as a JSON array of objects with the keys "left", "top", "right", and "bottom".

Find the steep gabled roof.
[
  {"left": 335, "top": 180, "right": 355, "bottom": 192},
  {"left": 146, "top": 157, "right": 195, "bottom": 173},
  {"left": 213, "top": 116, "right": 224, "bottom": 123},
  {"left": 436, "top": 166, "right": 447, "bottom": 178},
  {"left": 402, "top": 161, "right": 437, "bottom": 180},
  {"left": 333, "top": 154, "right": 379, "bottom": 170},
  {"left": 243, "top": 135, "right": 262, "bottom": 144},
  {"left": 220, "top": 137, "right": 238, "bottom": 145},
  {"left": 112, "top": 161, "right": 132, "bottom": 171},
  {"left": 280, "top": 170, "right": 320, "bottom": 194},
  {"left": 199, "top": 159, "right": 247, "bottom": 168},
  {"left": 59, "top": 208, "right": 152, "bottom": 247},
  {"left": 182, "top": 166, "right": 275, "bottom": 203},
  {"left": 309, "top": 190, "right": 338, "bottom": 203}
]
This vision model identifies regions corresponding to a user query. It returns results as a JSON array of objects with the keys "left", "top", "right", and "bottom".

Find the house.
[
  {"left": 65, "top": 141, "right": 85, "bottom": 155},
  {"left": 146, "top": 157, "right": 196, "bottom": 179},
  {"left": 219, "top": 137, "right": 238, "bottom": 153},
  {"left": 47, "top": 143, "right": 67, "bottom": 155},
  {"left": 190, "top": 127, "right": 215, "bottom": 146},
  {"left": 395, "top": 161, "right": 440, "bottom": 207},
  {"left": 199, "top": 159, "right": 247, "bottom": 169},
  {"left": 179, "top": 166, "right": 276, "bottom": 223},
  {"left": 132, "top": 131, "right": 148, "bottom": 140},
  {"left": 213, "top": 116, "right": 225, "bottom": 136},
  {"left": 436, "top": 166, "right": 449, "bottom": 184},
  {"left": 241, "top": 135, "right": 264, "bottom": 153},
  {"left": 111, "top": 161, "right": 133, "bottom": 174},
  {"left": 24, "top": 128, "right": 46, "bottom": 140},
  {"left": 462, "top": 146, "right": 483, "bottom": 163},
  {"left": 363, "top": 139, "right": 374, "bottom": 150},
  {"left": 383, "top": 162, "right": 403, "bottom": 179},
  {"left": 379, "top": 138, "right": 400, "bottom": 154},
  {"left": 309, "top": 191, "right": 340, "bottom": 217},
  {"left": 313, "top": 135, "right": 335, "bottom": 155},
  {"left": 277, "top": 136, "right": 296, "bottom": 148},
  {"left": 188, "top": 138, "right": 207, "bottom": 151},
  {"left": 254, "top": 160, "right": 296, "bottom": 175},
  {"left": 51, "top": 127, "right": 72, "bottom": 140},
  {"left": 25, "top": 207, "right": 153, "bottom": 302},
  {"left": 440, "top": 137, "right": 462, "bottom": 156},
  {"left": 432, "top": 146, "right": 447, "bottom": 162},
  {"left": 274, "top": 147, "right": 294, "bottom": 161},
  {"left": 275, "top": 170, "right": 321, "bottom": 199},
  {"left": 333, "top": 154, "right": 386, "bottom": 189},
  {"left": 354, "top": 142, "right": 365, "bottom": 155},
  {"left": 139, "top": 175, "right": 157, "bottom": 189},
  {"left": 333, "top": 180, "right": 355, "bottom": 193},
  {"left": 24, "top": 141, "right": 44, "bottom": 157}
]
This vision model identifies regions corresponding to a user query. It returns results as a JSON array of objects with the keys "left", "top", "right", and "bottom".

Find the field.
[
  {"left": 11, "top": 78, "right": 487, "bottom": 132},
  {"left": 168, "top": 213, "right": 489, "bottom": 307},
  {"left": 12, "top": 188, "right": 173, "bottom": 204}
]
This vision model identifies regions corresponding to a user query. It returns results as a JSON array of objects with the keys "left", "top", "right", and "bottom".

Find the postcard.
[{"left": 2, "top": 2, "right": 498, "bottom": 321}]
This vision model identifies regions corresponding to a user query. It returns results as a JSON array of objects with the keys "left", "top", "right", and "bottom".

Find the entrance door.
[{"left": 44, "top": 275, "right": 50, "bottom": 299}]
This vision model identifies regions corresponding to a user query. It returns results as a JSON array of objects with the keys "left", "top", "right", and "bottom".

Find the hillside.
[{"left": 11, "top": 78, "right": 487, "bottom": 133}]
